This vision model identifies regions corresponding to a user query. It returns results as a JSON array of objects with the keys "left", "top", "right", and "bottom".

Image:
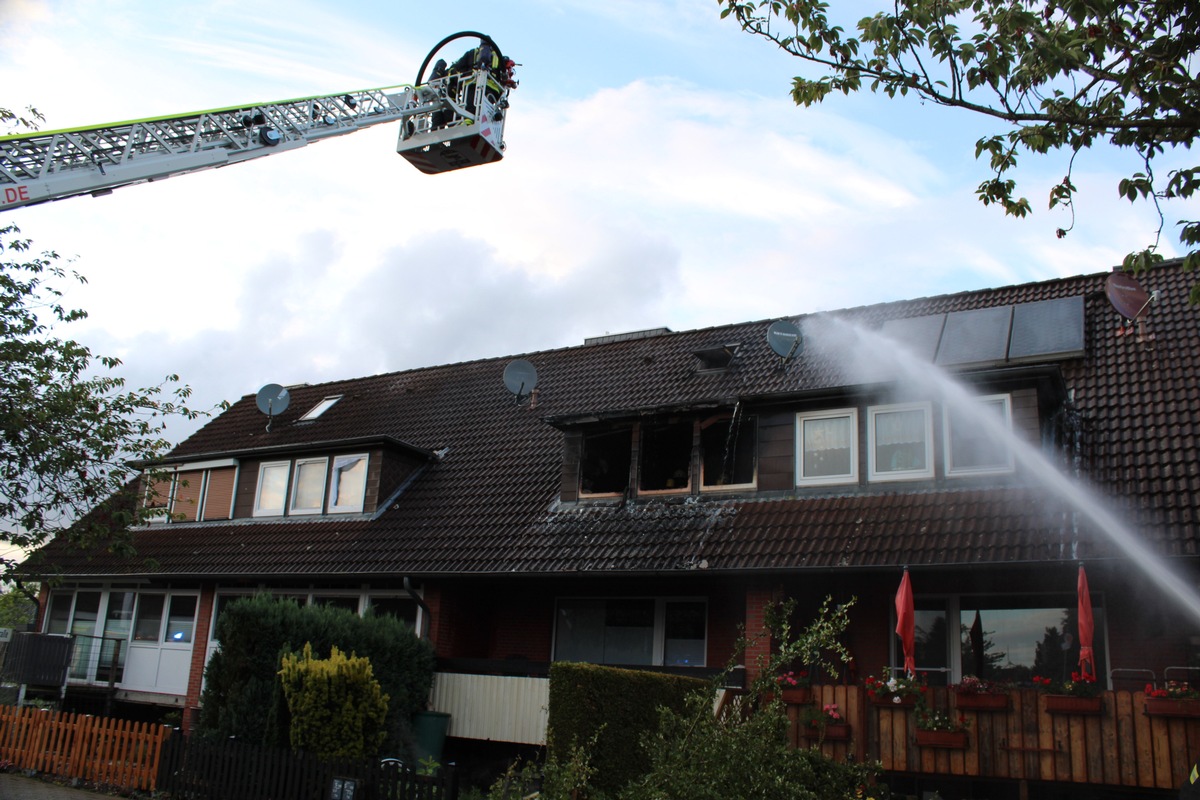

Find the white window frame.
[
  {"left": 299, "top": 395, "right": 343, "bottom": 421},
  {"left": 944, "top": 393, "right": 1015, "bottom": 477},
  {"left": 289, "top": 457, "right": 329, "bottom": 516},
  {"left": 795, "top": 408, "right": 859, "bottom": 487},
  {"left": 328, "top": 453, "right": 369, "bottom": 513},
  {"left": 253, "top": 461, "right": 292, "bottom": 517},
  {"left": 551, "top": 596, "right": 708, "bottom": 667},
  {"left": 867, "top": 401, "right": 935, "bottom": 482}
]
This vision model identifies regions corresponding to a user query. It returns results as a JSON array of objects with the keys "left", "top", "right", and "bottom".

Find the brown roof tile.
[{"left": 30, "top": 263, "right": 1200, "bottom": 579}]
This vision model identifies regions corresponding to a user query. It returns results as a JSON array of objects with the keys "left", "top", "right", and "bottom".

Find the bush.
[
  {"left": 547, "top": 662, "right": 704, "bottom": 796},
  {"left": 198, "top": 595, "right": 434, "bottom": 749},
  {"left": 279, "top": 643, "right": 389, "bottom": 760}
]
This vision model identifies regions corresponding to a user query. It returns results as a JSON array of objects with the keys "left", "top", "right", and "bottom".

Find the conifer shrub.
[
  {"left": 198, "top": 594, "right": 434, "bottom": 749},
  {"left": 278, "top": 643, "right": 389, "bottom": 760},
  {"left": 546, "top": 662, "right": 704, "bottom": 795}
]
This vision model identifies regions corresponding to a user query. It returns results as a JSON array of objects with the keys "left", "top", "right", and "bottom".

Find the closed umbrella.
[
  {"left": 896, "top": 568, "right": 916, "bottom": 677},
  {"left": 1078, "top": 565, "right": 1096, "bottom": 681},
  {"left": 969, "top": 609, "right": 985, "bottom": 677}
]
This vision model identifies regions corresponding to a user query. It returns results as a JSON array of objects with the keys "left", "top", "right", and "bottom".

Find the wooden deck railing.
[
  {"left": 0, "top": 706, "right": 173, "bottom": 791},
  {"left": 789, "top": 685, "right": 1196, "bottom": 793}
]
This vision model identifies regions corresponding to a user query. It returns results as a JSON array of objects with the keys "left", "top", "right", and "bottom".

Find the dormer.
[{"left": 141, "top": 436, "right": 436, "bottom": 523}]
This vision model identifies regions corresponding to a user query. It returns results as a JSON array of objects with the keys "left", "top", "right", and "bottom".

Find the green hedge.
[
  {"left": 546, "top": 662, "right": 706, "bottom": 795},
  {"left": 198, "top": 594, "right": 433, "bottom": 750}
]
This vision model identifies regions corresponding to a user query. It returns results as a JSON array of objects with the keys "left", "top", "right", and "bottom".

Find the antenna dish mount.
[
  {"left": 1105, "top": 271, "right": 1157, "bottom": 340},
  {"left": 255, "top": 383, "right": 291, "bottom": 431},
  {"left": 766, "top": 320, "right": 803, "bottom": 365},
  {"left": 502, "top": 359, "right": 538, "bottom": 405}
]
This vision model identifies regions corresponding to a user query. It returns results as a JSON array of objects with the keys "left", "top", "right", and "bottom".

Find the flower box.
[
  {"left": 1044, "top": 695, "right": 1103, "bottom": 715},
  {"left": 779, "top": 687, "right": 812, "bottom": 705},
  {"left": 915, "top": 729, "right": 968, "bottom": 749},
  {"left": 954, "top": 692, "right": 1011, "bottom": 711},
  {"left": 868, "top": 693, "right": 916, "bottom": 707},
  {"left": 1144, "top": 697, "right": 1200, "bottom": 718},
  {"left": 807, "top": 723, "right": 851, "bottom": 741}
]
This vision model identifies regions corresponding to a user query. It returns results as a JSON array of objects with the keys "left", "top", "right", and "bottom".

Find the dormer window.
[
  {"left": 329, "top": 454, "right": 368, "bottom": 513},
  {"left": 299, "top": 395, "right": 342, "bottom": 421},
  {"left": 289, "top": 458, "right": 329, "bottom": 515},
  {"left": 252, "top": 454, "right": 370, "bottom": 517},
  {"left": 867, "top": 402, "right": 935, "bottom": 482},
  {"left": 639, "top": 420, "right": 692, "bottom": 493}
]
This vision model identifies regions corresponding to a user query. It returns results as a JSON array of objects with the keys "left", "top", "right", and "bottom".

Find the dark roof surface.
[{"left": 32, "top": 264, "right": 1200, "bottom": 579}]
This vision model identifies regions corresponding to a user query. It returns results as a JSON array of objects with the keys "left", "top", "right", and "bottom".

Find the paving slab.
[{"left": 0, "top": 773, "right": 119, "bottom": 799}]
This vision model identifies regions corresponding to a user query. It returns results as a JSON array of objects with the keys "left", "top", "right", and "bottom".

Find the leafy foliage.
[
  {"left": 0, "top": 586, "right": 36, "bottom": 628},
  {"left": 279, "top": 643, "right": 389, "bottom": 760},
  {"left": 1, "top": 223, "right": 211, "bottom": 581},
  {"left": 622, "top": 595, "right": 883, "bottom": 800},
  {"left": 719, "top": 0, "right": 1200, "bottom": 297}
]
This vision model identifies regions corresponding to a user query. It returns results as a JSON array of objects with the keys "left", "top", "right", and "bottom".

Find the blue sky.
[{"left": 0, "top": 0, "right": 1185, "bottom": 447}]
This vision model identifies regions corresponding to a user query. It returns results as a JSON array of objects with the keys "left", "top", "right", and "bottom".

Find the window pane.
[
  {"left": 875, "top": 409, "right": 928, "bottom": 472},
  {"left": 639, "top": 421, "right": 692, "bottom": 491},
  {"left": 601, "top": 600, "right": 654, "bottom": 664},
  {"left": 802, "top": 415, "right": 853, "bottom": 478},
  {"left": 164, "top": 595, "right": 197, "bottom": 643},
  {"left": 46, "top": 593, "right": 72, "bottom": 635},
  {"left": 664, "top": 601, "right": 706, "bottom": 666},
  {"left": 368, "top": 596, "right": 418, "bottom": 628},
  {"left": 255, "top": 463, "right": 289, "bottom": 515},
  {"left": 134, "top": 594, "right": 165, "bottom": 641},
  {"left": 555, "top": 600, "right": 606, "bottom": 663},
  {"left": 290, "top": 460, "right": 327, "bottom": 514},
  {"left": 313, "top": 596, "right": 360, "bottom": 613},
  {"left": 959, "top": 600, "right": 1105, "bottom": 685},
  {"left": 701, "top": 417, "right": 755, "bottom": 487},
  {"left": 330, "top": 455, "right": 368, "bottom": 512},
  {"left": 897, "top": 599, "right": 949, "bottom": 686},
  {"left": 69, "top": 592, "right": 101, "bottom": 680},
  {"left": 580, "top": 429, "right": 632, "bottom": 495},
  {"left": 948, "top": 397, "right": 1011, "bottom": 472}
]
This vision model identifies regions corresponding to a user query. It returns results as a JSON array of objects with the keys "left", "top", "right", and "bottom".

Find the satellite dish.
[
  {"left": 766, "top": 320, "right": 802, "bottom": 362},
  {"left": 255, "top": 383, "right": 290, "bottom": 431},
  {"left": 1105, "top": 271, "right": 1154, "bottom": 321},
  {"left": 502, "top": 359, "right": 538, "bottom": 404}
]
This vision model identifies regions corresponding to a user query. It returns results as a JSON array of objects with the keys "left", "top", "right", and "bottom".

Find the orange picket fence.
[{"left": 0, "top": 706, "right": 173, "bottom": 792}]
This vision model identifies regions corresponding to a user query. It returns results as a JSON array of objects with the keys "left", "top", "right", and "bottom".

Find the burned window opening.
[
  {"left": 580, "top": 427, "right": 632, "bottom": 495},
  {"left": 639, "top": 419, "right": 693, "bottom": 492},
  {"left": 701, "top": 414, "right": 756, "bottom": 488}
]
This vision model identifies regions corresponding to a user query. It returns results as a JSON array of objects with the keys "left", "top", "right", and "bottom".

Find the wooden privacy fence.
[
  {"left": 782, "top": 686, "right": 1197, "bottom": 793},
  {"left": 157, "top": 734, "right": 459, "bottom": 800},
  {"left": 0, "top": 706, "right": 173, "bottom": 791}
]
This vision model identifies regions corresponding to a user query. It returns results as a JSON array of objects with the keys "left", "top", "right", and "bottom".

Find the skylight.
[{"left": 298, "top": 395, "right": 342, "bottom": 421}]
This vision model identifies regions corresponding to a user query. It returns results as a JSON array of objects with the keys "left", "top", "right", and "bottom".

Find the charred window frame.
[
  {"left": 639, "top": 419, "right": 693, "bottom": 493},
  {"left": 580, "top": 426, "right": 633, "bottom": 496},
  {"left": 700, "top": 413, "right": 757, "bottom": 489}
]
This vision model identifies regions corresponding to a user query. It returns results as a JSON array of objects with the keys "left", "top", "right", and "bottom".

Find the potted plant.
[
  {"left": 1144, "top": 681, "right": 1200, "bottom": 717},
  {"left": 775, "top": 668, "right": 813, "bottom": 704},
  {"left": 1035, "top": 673, "right": 1103, "bottom": 715},
  {"left": 802, "top": 702, "right": 851, "bottom": 742},
  {"left": 913, "top": 699, "right": 969, "bottom": 748},
  {"left": 865, "top": 666, "right": 925, "bottom": 707},
  {"left": 952, "top": 675, "right": 1012, "bottom": 711}
]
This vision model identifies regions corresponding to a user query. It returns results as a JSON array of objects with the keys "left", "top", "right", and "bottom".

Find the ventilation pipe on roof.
[{"left": 404, "top": 576, "right": 431, "bottom": 640}]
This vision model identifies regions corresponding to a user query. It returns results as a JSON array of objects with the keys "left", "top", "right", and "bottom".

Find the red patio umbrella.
[
  {"left": 1077, "top": 564, "right": 1096, "bottom": 681},
  {"left": 896, "top": 568, "right": 916, "bottom": 677}
]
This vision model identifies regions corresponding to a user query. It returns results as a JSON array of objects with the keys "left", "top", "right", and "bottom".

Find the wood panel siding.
[
  {"left": 1011, "top": 387, "right": 1039, "bottom": 442},
  {"left": 756, "top": 411, "right": 796, "bottom": 491},
  {"left": 560, "top": 432, "right": 581, "bottom": 502}
]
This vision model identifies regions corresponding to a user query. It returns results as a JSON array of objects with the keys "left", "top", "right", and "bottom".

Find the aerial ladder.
[{"left": 0, "top": 32, "right": 515, "bottom": 212}]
